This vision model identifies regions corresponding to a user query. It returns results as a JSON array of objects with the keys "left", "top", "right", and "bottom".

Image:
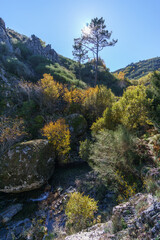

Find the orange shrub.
[
  {"left": 64, "top": 88, "right": 85, "bottom": 104},
  {"left": 42, "top": 119, "right": 71, "bottom": 162}
]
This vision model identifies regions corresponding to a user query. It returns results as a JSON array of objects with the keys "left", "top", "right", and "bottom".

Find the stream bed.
[{"left": 0, "top": 163, "right": 116, "bottom": 239}]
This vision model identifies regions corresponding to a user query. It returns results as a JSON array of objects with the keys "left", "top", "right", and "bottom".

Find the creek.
[{"left": 0, "top": 163, "right": 116, "bottom": 239}]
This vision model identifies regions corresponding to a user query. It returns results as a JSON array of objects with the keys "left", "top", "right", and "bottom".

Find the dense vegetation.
[
  {"left": 0, "top": 17, "right": 160, "bottom": 239},
  {"left": 114, "top": 57, "right": 160, "bottom": 79}
]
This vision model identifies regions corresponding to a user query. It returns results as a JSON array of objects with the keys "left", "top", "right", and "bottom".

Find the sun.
[{"left": 82, "top": 24, "right": 91, "bottom": 36}]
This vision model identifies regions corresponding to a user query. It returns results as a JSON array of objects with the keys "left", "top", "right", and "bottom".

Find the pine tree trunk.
[{"left": 95, "top": 45, "right": 98, "bottom": 86}]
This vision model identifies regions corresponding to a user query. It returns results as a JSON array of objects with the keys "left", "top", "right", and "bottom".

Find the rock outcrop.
[
  {"left": 26, "top": 34, "right": 59, "bottom": 62},
  {"left": 66, "top": 113, "right": 87, "bottom": 138},
  {"left": 0, "top": 17, "right": 59, "bottom": 63},
  {"left": 0, "top": 204, "right": 23, "bottom": 225},
  {"left": 65, "top": 193, "right": 160, "bottom": 240},
  {"left": 0, "top": 139, "right": 55, "bottom": 193},
  {"left": 0, "top": 17, "right": 13, "bottom": 53},
  {"left": 65, "top": 223, "right": 114, "bottom": 240}
]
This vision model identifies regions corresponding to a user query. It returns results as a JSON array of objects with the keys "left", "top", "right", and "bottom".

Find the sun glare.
[{"left": 82, "top": 25, "right": 91, "bottom": 35}]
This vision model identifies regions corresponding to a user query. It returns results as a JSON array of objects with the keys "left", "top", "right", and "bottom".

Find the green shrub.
[
  {"left": 18, "top": 101, "right": 44, "bottom": 138},
  {"left": 147, "top": 71, "right": 160, "bottom": 123},
  {"left": 92, "top": 85, "right": 152, "bottom": 132},
  {"left": 28, "top": 55, "right": 51, "bottom": 68},
  {"left": 135, "top": 199, "right": 149, "bottom": 215},
  {"left": 35, "top": 62, "right": 86, "bottom": 88},
  {"left": 145, "top": 179, "right": 159, "bottom": 194},
  {"left": 65, "top": 192, "right": 98, "bottom": 233},
  {"left": 83, "top": 85, "right": 115, "bottom": 123},
  {"left": 79, "top": 139, "right": 91, "bottom": 161},
  {"left": 3, "top": 56, "right": 30, "bottom": 78},
  {"left": 91, "top": 102, "right": 121, "bottom": 132},
  {"left": 14, "top": 42, "right": 31, "bottom": 59},
  {"left": 0, "top": 42, "right": 9, "bottom": 55},
  {"left": 20, "top": 100, "right": 36, "bottom": 117},
  {"left": 88, "top": 126, "right": 140, "bottom": 194},
  {"left": 112, "top": 213, "right": 127, "bottom": 233},
  {"left": 59, "top": 55, "right": 79, "bottom": 73}
]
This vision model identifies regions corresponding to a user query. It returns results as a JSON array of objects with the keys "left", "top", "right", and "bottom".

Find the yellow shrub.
[
  {"left": 65, "top": 192, "right": 98, "bottom": 233},
  {"left": 91, "top": 85, "right": 152, "bottom": 132},
  {"left": 64, "top": 88, "right": 85, "bottom": 104},
  {"left": 119, "top": 85, "right": 152, "bottom": 129},
  {"left": 116, "top": 172, "right": 136, "bottom": 203},
  {"left": 39, "top": 73, "right": 64, "bottom": 102},
  {"left": 42, "top": 119, "right": 70, "bottom": 162},
  {"left": 83, "top": 85, "right": 115, "bottom": 122},
  {"left": 114, "top": 71, "right": 125, "bottom": 80}
]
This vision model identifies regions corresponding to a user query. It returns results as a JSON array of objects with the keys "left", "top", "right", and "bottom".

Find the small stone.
[{"left": 0, "top": 204, "right": 23, "bottom": 225}]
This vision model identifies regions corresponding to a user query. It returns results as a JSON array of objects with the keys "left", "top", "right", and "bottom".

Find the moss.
[
  {"left": 66, "top": 114, "right": 87, "bottom": 137},
  {"left": 0, "top": 139, "right": 55, "bottom": 192}
]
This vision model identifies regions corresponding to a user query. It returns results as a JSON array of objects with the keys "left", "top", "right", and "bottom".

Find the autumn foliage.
[
  {"left": 39, "top": 74, "right": 115, "bottom": 123},
  {"left": 65, "top": 192, "right": 98, "bottom": 232},
  {"left": 92, "top": 85, "right": 152, "bottom": 132},
  {"left": 0, "top": 117, "right": 26, "bottom": 155},
  {"left": 39, "top": 73, "right": 64, "bottom": 102},
  {"left": 42, "top": 119, "right": 70, "bottom": 162}
]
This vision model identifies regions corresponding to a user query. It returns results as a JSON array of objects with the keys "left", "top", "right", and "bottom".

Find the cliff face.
[
  {"left": 0, "top": 18, "right": 13, "bottom": 53},
  {"left": 0, "top": 17, "right": 59, "bottom": 63}
]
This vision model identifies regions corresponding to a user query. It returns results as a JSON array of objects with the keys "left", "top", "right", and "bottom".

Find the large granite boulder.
[
  {"left": 66, "top": 113, "right": 87, "bottom": 139},
  {"left": 0, "top": 139, "right": 55, "bottom": 193}
]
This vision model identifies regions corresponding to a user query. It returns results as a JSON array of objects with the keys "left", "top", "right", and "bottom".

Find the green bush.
[
  {"left": 20, "top": 100, "right": 36, "bottom": 117},
  {"left": 18, "top": 101, "right": 44, "bottom": 138},
  {"left": 82, "top": 85, "right": 116, "bottom": 124},
  {"left": 35, "top": 62, "right": 86, "bottom": 88},
  {"left": 59, "top": 55, "right": 79, "bottom": 73},
  {"left": 28, "top": 55, "right": 51, "bottom": 68},
  {"left": 145, "top": 179, "right": 159, "bottom": 194},
  {"left": 79, "top": 139, "right": 91, "bottom": 161},
  {"left": 0, "top": 42, "right": 9, "bottom": 55},
  {"left": 3, "top": 56, "right": 30, "bottom": 78},
  {"left": 87, "top": 126, "right": 141, "bottom": 193},
  {"left": 65, "top": 192, "right": 98, "bottom": 233},
  {"left": 147, "top": 71, "right": 160, "bottom": 123},
  {"left": 92, "top": 85, "right": 152, "bottom": 132},
  {"left": 112, "top": 213, "right": 127, "bottom": 233},
  {"left": 12, "top": 40, "right": 31, "bottom": 59}
]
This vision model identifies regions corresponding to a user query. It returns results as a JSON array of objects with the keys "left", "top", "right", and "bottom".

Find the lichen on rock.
[
  {"left": 66, "top": 113, "right": 87, "bottom": 138},
  {"left": 0, "top": 139, "right": 55, "bottom": 193}
]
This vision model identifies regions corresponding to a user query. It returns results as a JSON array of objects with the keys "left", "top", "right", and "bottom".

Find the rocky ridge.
[
  {"left": 0, "top": 18, "right": 13, "bottom": 53},
  {"left": 0, "top": 17, "right": 59, "bottom": 63}
]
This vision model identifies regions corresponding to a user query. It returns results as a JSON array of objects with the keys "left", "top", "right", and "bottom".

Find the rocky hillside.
[
  {"left": 0, "top": 18, "right": 58, "bottom": 63},
  {"left": 113, "top": 57, "right": 160, "bottom": 80},
  {"left": 0, "top": 17, "right": 86, "bottom": 89},
  {"left": 0, "top": 17, "right": 160, "bottom": 240},
  {"left": 65, "top": 193, "right": 160, "bottom": 240},
  {"left": 0, "top": 17, "right": 126, "bottom": 95}
]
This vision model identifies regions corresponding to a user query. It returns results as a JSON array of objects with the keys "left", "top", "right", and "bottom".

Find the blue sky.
[{"left": 0, "top": 0, "right": 160, "bottom": 71}]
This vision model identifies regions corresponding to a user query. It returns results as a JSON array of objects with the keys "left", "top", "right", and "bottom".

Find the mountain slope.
[
  {"left": 0, "top": 17, "right": 125, "bottom": 95},
  {"left": 113, "top": 57, "right": 160, "bottom": 80}
]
